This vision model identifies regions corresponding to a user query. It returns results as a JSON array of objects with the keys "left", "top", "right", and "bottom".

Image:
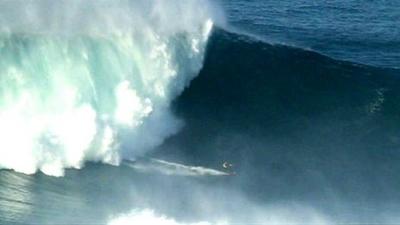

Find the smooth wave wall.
[
  {"left": 158, "top": 29, "right": 400, "bottom": 222},
  {"left": 0, "top": 0, "right": 217, "bottom": 176}
]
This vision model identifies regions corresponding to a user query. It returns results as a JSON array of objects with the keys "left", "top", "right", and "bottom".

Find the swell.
[{"left": 159, "top": 28, "right": 400, "bottom": 215}]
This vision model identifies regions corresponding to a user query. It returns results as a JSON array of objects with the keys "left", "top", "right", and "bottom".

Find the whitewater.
[{"left": 0, "top": 0, "right": 214, "bottom": 176}]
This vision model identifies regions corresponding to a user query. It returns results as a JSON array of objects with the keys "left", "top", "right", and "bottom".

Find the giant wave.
[{"left": 1, "top": 1, "right": 400, "bottom": 224}]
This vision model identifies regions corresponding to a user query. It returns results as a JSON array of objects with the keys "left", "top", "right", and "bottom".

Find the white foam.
[
  {"left": 109, "top": 209, "right": 228, "bottom": 225},
  {"left": 0, "top": 0, "right": 218, "bottom": 176},
  {"left": 123, "top": 158, "right": 231, "bottom": 176}
]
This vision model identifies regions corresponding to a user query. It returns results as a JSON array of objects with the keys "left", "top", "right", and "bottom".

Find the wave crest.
[{"left": 0, "top": 0, "right": 216, "bottom": 176}]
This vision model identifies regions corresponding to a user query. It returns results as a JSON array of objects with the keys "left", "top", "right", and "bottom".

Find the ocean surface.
[
  {"left": 0, "top": 1, "right": 399, "bottom": 225},
  {"left": 221, "top": 0, "right": 400, "bottom": 69}
]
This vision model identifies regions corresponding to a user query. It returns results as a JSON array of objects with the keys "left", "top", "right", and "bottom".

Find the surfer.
[
  {"left": 222, "top": 161, "right": 233, "bottom": 169},
  {"left": 222, "top": 161, "right": 236, "bottom": 175}
]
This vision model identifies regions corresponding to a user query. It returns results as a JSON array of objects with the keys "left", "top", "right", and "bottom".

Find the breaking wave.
[{"left": 0, "top": 0, "right": 216, "bottom": 176}]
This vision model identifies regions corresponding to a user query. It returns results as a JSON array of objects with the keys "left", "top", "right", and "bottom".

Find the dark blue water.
[{"left": 220, "top": 0, "right": 400, "bottom": 68}]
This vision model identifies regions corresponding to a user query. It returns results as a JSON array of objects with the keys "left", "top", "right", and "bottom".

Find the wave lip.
[{"left": 0, "top": 0, "right": 217, "bottom": 176}]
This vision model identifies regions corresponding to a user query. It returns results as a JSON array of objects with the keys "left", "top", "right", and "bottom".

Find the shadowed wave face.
[{"left": 158, "top": 28, "right": 400, "bottom": 222}]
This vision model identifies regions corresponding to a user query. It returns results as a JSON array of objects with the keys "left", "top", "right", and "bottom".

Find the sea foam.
[{"left": 0, "top": 0, "right": 216, "bottom": 176}]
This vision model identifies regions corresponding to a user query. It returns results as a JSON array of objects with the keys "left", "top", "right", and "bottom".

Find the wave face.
[
  {"left": 0, "top": 0, "right": 215, "bottom": 176},
  {"left": 158, "top": 29, "right": 400, "bottom": 220}
]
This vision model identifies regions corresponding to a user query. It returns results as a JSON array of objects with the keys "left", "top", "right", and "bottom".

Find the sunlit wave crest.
[{"left": 0, "top": 0, "right": 215, "bottom": 176}]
